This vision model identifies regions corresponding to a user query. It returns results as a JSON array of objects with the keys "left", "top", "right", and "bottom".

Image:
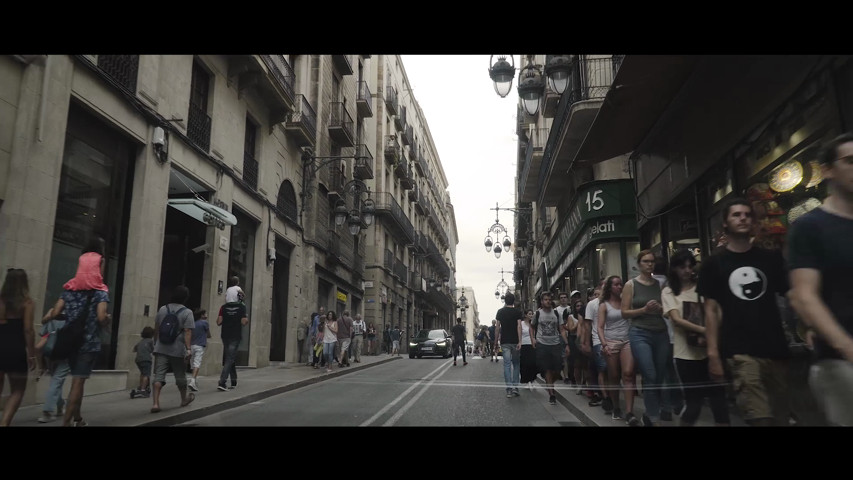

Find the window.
[
  {"left": 243, "top": 116, "right": 258, "bottom": 190},
  {"left": 187, "top": 61, "right": 211, "bottom": 151}
]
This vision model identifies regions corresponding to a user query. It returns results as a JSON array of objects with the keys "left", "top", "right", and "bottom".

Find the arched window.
[{"left": 277, "top": 180, "right": 297, "bottom": 222}]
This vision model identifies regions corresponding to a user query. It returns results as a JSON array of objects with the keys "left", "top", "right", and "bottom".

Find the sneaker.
[
  {"left": 625, "top": 412, "right": 640, "bottom": 426},
  {"left": 611, "top": 408, "right": 623, "bottom": 420},
  {"left": 602, "top": 397, "right": 614, "bottom": 414},
  {"left": 72, "top": 418, "right": 87, "bottom": 427},
  {"left": 453, "top": 361, "right": 457, "bottom": 366},
  {"left": 506, "top": 390, "right": 513, "bottom": 398},
  {"left": 660, "top": 410, "right": 673, "bottom": 422},
  {"left": 463, "top": 362, "right": 468, "bottom": 366},
  {"left": 217, "top": 384, "right": 228, "bottom": 391},
  {"left": 188, "top": 379, "right": 198, "bottom": 392},
  {"left": 642, "top": 414, "right": 654, "bottom": 427},
  {"left": 138, "top": 390, "right": 150, "bottom": 398},
  {"left": 674, "top": 404, "right": 686, "bottom": 417},
  {"left": 512, "top": 389, "right": 520, "bottom": 397},
  {"left": 588, "top": 394, "right": 603, "bottom": 407},
  {"left": 37, "top": 412, "right": 57, "bottom": 423},
  {"left": 527, "top": 382, "right": 533, "bottom": 391},
  {"left": 229, "top": 384, "right": 237, "bottom": 390},
  {"left": 549, "top": 394, "right": 557, "bottom": 405}
]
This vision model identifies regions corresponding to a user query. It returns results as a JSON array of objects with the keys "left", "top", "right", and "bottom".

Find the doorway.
[{"left": 269, "top": 237, "right": 293, "bottom": 361}]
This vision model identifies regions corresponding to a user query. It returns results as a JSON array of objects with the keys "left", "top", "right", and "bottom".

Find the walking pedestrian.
[
  {"left": 585, "top": 281, "right": 608, "bottom": 410},
  {"left": 531, "top": 291, "right": 570, "bottom": 405},
  {"left": 598, "top": 275, "right": 639, "bottom": 425},
  {"left": 0, "top": 268, "right": 36, "bottom": 426},
  {"left": 309, "top": 306, "right": 325, "bottom": 366},
  {"left": 496, "top": 292, "right": 523, "bottom": 397},
  {"left": 351, "top": 313, "right": 366, "bottom": 363},
  {"left": 217, "top": 293, "right": 249, "bottom": 391},
  {"left": 150, "top": 286, "right": 195, "bottom": 413},
  {"left": 366, "top": 322, "right": 377, "bottom": 355},
  {"left": 130, "top": 326, "right": 154, "bottom": 399},
  {"left": 451, "top": 317, "right": 468, "bottom": 366},
  {"left": 699, "top": 197, "right": 792, "bottom": 426},
  {"left": 520, "top": 309, "right": 537, "bottom": 390},
  {"left": 788, "top": 132, "right": 853, "bottom": 426},
  {"left": 391, "top": 324, "right": 402, "bottom": 356},
  {"left": 323, "top": 311, "right": 339, "bottom": 373},
  {"left": 188, "top": 308, "right": 211, "bottom": 392},
  {"left": 661, "top": 249, "right": 730, "bottom": 426},
  {"left": 622, "top": 250, "right": 671, "bottom": 426},
  {"left": 383, "top": 324, "right": 392, "bottom": 355},
  {"left": 296, "top": 317, "right": 308, "bottom": 364},
  {"left": 35, "top": 311, "right": 67, "bottom": 422},
  {"left": 337, "top": 310, "right": 353, "bottom": 367}
]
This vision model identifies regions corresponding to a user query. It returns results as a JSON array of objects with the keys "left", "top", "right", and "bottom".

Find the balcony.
[
  {"left": 385, "top": 85, "right": 398, "bottom": 116},
  {"left": 399, "top": 162, "right": 414, "bottom": 190},
  {"left": 96, "top": 55, "right": 138, "bottom": 93},
  {"left": 243, "top": 152, "right": 258, "bottom": 190},
  {"left": 417, "top": 231, "right": 428, "bottom": 253},
  {"left": 327, "top": 162, "right": 346, "bottom": 204},
  {"left": 519, "top": 127, "right": 549, "bottom": 203},
  {"left": 417, "top": 193, "right": 431, "bottom": 217},
  {"left": 356, "top": 80, "right": 373, "bottom": 118},
  {"left": 394, "top": 105, "right": 406, "bottom": 130},
  {"left": 395, "top": 148, "right": 408, "bottom": 179},
  {"left": 384, "top": 135, "right": 400, "bottom": 166},
  {"left": 540, "top": 56, "right": 620, "bottom": 206},
  {"left": 228, "top": 55, "right": 295, "bottom": 122},
  {"left": 284, "top": 94, "right": 317, "bottom": 147},
  {"left": 394, "top": 259, "right": 408, "bottom": 286},
  {"left": 375, "top": 192, "right": 415, "bottom": 244},
  {"left": 411, "top": 271, "right": 423, "bottom": 293},
  {"left": 332, "top": 55, "right": 354, "bottom": 75},
  {"left": 417, "top": 149, "right": 429, "bottom": 176},
  {"left": 352, "top": 144, "right": 374, "bottom": 180},
  {"left": 328, "top": 102, "right": 355, "bottom": 147},
  {"left": 408, "top": 182, "right": 419, "bottom": 202},
  {"left": 402, "top": 124, "right": 413, "bottom": 146},
  {"left": 187, "top": 103, "right": 211, "bottom": 152}
]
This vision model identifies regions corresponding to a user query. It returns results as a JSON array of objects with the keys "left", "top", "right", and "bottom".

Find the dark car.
[{"left": 408, "top": 329, "right": 453, "bottom": 359}]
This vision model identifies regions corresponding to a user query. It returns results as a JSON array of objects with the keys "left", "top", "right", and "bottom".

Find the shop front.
[{"left": 544, "top": 179, "right": 639, "bottom": 296}]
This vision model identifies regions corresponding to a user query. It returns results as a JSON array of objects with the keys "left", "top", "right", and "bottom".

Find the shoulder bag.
[{"left": 51, "top": 291, "right": 95, "bottom": 360}]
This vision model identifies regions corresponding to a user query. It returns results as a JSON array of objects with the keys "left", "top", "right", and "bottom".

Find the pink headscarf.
[{"left": 63, "top": 252, "right": 109, "bottom": 292}]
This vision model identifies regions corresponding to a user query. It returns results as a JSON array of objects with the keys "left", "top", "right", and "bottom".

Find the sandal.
[
  {"left": 181, "top": 392, "right": 195, "bottom": 407},
  {"left": 150, "top": 407, "right": 161, "bottom": 413}
]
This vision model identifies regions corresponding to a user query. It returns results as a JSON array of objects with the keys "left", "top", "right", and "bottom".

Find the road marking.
[
  {"left": 359, "top": 361, "right": 448, "bottom": 427},
  {"left": 382, "top": 363, "right": 452, "bottom": 426}
]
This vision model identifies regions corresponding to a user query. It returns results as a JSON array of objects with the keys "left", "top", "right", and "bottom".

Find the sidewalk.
[
  {"left": 11, "top": 353, "right": 745, "bottom": 427},
  {"left": 10, "top": 354, "right": 401, "bottom": 427}
]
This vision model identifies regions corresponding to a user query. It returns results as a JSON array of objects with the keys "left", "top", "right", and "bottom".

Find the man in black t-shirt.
[
  {"left": 697, "top": 197, "right": 791, "bottom": 426},
  {"left": 216, "top": 301, "right": 248, "bottom": 391},
  {"left": 495, "top": 292, "right": 524, "bottom": 397},
  {"left": 450, "top": 317, "right": 467, "bottom": 366},
  {"left": 788, "top": 133, "right": 853, "bottom": 426}
]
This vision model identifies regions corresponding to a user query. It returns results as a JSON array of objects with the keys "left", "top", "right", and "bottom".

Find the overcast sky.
[{"left": 401, "top": 55, "right": 520, "bottom": 320}]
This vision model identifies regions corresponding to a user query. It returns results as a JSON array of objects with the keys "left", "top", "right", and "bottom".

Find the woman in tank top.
[
  {"left": 0, "top": 268, "right": 36, "bottom": 426},
  {"left": 621, "top": 249, "right": 670, "bottom": 427},
  {"left": 598, "top": 275, "right": 638, "bottom": 425},
  {"left": 519, "top": 309, "right": 538, "bottom": 390}
]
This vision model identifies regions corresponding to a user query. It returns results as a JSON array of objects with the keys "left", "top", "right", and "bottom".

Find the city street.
[{"left": 177, "top": 354, "right": 583, "bottom": 427}]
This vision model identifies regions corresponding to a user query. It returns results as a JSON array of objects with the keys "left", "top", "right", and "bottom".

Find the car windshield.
[{"left": 416, "top": 329, "right": 445, "bottom": 340}]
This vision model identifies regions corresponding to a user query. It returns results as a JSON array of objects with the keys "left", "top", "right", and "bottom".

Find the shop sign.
[
  {"left": 546, "top": 180, "right": 635, "bottom": 270},
  {"left": 549, "top": 216, "right": 637, "bottom": 287},
  {"left": 336, "top": 290, "right": 347, "bottom": 302}
]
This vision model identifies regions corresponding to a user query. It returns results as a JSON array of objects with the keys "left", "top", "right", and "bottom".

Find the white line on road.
[
  {"left": 382, "top": 362, "right": 452, "bottom": 426},
  {"left": 359, "top": 361, "right": 449, "bottom": 427}
]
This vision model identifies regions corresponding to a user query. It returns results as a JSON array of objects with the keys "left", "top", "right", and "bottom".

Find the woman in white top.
[
  {"left": 597, "top": 275, "right": 639, "bottom": 425},
  {"left": 322, "top": 311, "right": 339, "bottom": 373},
  {"left": 519, "top": 309, "right": 538, "bottom": 389},
  {"left": 661, "top": 249, "right": 730, "bottom": 426}
]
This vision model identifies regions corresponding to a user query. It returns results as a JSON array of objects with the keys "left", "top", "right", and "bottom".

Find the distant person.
[
  {"left": 366, "top": 322, "right": 377, "bottom": 356},
  {"left": 224, "top": 275, "right": 244, "bottom": 303},
  {"left": 451, "top": 317, "right": 468, "bottom": 366},
  {"left": 383, "top": 324, "right": 392, "bottom": 355},
  {"left": 0, "top": 268, "right": 36, "bottom": 426},
  {"left": 495, "top": 292, "right": 524, "bottom": 397},
  {"left": 188, "top": 309, "right": 211, "bottom": 391},
  {"left": 351, "top": 313, "right": 366, "bottom": 363},
  {"left": 308, "top": 306, "right": 325, "bottom": 366},
  {"left": 391, "top": 325, "right": 402, "bottom": 356},
  {"left": 788, "top": 132, "right": 853, "bottom": 426},
  {"left": 217, "top": 293, "right": 249, "bottom": 390},
  {"left": 322, "top": 311, "right": 339, "bottom": 373},
  {"left": 130, "top": 326, "right": 155, "bottom": 399},
  {"left": 488, "top": 320, "right": 498, "bottom": 362},
  {"left": 337, "top": 310, "right": 354, "bottom": 367}
]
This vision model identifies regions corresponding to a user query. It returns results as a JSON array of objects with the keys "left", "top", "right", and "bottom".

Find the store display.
[
  {"left": 746, "top": 183, "right": 774, "bottom": 201},
  {"left": 805, "top": 160, "right": 823, "bottom": 188},
  {"left": 768, "top": 159, "right": 804, "bottom": 192},
  {"left": 787, "top": 197, "right": 822, "bottom": 224}
]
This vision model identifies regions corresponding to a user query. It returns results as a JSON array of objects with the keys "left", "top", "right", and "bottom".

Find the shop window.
[
  {"left": 624, "top": 241, "right": 640, "bottom": 280},
  {"left": 596, "top": 242, "right": 621, "bottom": 282}
]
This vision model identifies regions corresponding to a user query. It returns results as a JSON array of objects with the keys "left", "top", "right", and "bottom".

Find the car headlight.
[
  {"left": 435, "top": 341, "right": 446, "bottom": 346},
  {"left": 409, "top": 342, "right": 418, "bottom": 347}
]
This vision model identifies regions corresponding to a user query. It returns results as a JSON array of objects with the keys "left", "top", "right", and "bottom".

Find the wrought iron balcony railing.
[
  {"left": 356, "top": 80, "right": 373, "bottom": 118},
  {"left": 243, "top": 151, "right": 259, "bottom": 190},
  {"left": 285, "top": 94, "right": 317, "bottom": 147},
  {"left": 187, "top": 102, "right": 211, "bottom": 152},
  {"left": 97, "top": 55, "right": 139, "bottom": 93},
  {"left": 328, "top": 101, "right": 355, "bottom": 147}
]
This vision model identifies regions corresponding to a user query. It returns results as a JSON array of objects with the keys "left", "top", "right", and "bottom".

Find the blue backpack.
[{"left": 158, "top": 305, "right": 187, "bottom": 344}]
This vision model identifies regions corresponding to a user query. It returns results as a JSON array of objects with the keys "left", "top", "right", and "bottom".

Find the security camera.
[
  {"left": 191, "top": 243, "right": 210, "bottom": 254},
  {"left": 267, "top": 248, "right": 276, "bottom": 263}
]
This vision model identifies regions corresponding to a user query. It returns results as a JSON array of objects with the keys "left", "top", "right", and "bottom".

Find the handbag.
[
  {"left": 50, "top": 291, "right": 94, "bottom": 360},
  {"left": 682, "top": 298, "right": 706, "bottom": 348}
]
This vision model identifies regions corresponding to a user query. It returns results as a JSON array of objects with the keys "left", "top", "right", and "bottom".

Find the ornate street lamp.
[
  {"left": 544, "top": 55, "right": 572, "bottom": 95},
  {"left": 302, "top": 148, "right": 375, "bottom": 236},
  {"left": 488, "top": 55, "right": 516, "bottom": 98},
  {"left": 517, "top": 55, "right": 545, "bottom": 116},
  {"left": 495, "top": 268, "right": 511, "bottom": 300},
  {"left": 484, "top": 202, "right": 532, "bottom": 259}
]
